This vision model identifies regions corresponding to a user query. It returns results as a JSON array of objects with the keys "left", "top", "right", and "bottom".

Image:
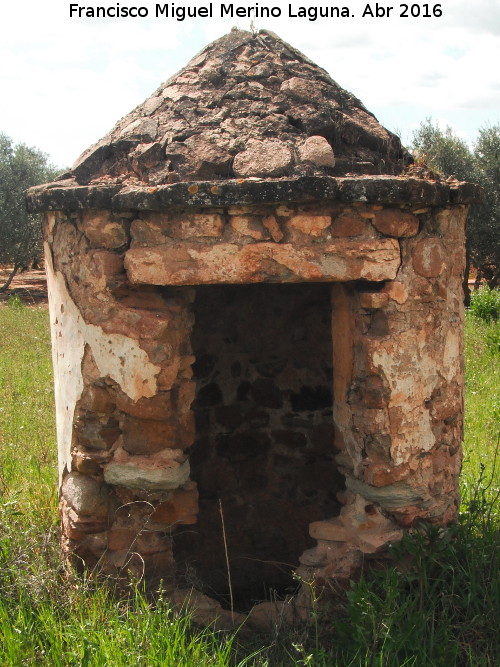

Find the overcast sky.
[{"left": 2, "top": 0, "right": 499, "bottom": 168}]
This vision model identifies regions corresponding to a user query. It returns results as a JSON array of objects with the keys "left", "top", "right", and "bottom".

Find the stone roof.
[
  {"left": 63, "top": 28, "right": 411, "bottom": 187},
  {"left": 27, "top": 29, "right": 482, "bottom": 213}
]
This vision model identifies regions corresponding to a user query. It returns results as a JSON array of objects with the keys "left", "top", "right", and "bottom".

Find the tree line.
[
  {"left": 0, "top": 133, "right": 59, "bottom": 291},
  {"left": 0, "top": 123, "right": 499, "bottom": 293},
  {"left": 412, "top": 120, "right": 500, "bottom": 299}
]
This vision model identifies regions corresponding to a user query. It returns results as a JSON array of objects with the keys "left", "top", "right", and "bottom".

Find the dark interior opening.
[{"left": 173, "top": 282, "right": 344, "bottom": 610}]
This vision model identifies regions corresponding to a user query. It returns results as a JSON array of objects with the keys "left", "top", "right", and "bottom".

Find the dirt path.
[{"left": 0, "top": 268, "right": 48, "bottom": 306}]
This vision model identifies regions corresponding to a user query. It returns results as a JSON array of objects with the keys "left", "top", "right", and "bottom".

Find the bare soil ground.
[{"left": 0, "top": 267, "right": 48, "bottom": 306}]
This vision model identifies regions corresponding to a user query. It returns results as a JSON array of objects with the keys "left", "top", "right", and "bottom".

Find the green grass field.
[{"left": 0, "top": 302, "right": 498, "bottom": 666}]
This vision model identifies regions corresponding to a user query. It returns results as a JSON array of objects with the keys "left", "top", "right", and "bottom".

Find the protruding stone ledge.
[
  {"left": 124, "top": 238, "right": 401, "bottom": 286},
  {"left": 26, "top": 182, "right": 121, "bottom": 211},
  {"left": 26, "top": 175, "right": 482, "bottom": 213}
]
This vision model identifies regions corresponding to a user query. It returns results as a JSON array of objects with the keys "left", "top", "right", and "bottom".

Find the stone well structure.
[{"left": 27, "top": 29, "right": 480, "bottom": 626}]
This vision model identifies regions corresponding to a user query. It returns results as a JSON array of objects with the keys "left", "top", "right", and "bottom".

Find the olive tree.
[
  {"left": 473, "top": 125, "right": 500, "bottom": 288},
  {"left": 0, "top": 132, "right": 58, "bottom": 292},
  {"left": 411, "top": 120, "right": 500, "bottom": 299}
]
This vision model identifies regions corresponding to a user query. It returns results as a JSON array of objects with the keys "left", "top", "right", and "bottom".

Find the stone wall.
[
  {"left": 298, "top": 204, "right": 467, "bottom": 585},
  {"left": 124, "top": 201, "right": 401, "bottom": 285},
  {"left": 42, "top": 190, "right": 468, "bottom": 618}
]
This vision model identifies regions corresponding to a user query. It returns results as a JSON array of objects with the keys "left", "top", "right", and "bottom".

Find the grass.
[
  {"left": 0, "top": 304, "right": 56, "bottom": 505},
  {"left": 0, "top": 302, "right": 499, "bottom": 666}
]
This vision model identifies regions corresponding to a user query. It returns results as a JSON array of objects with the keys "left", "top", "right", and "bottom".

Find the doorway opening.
[{"left": 174, "top": 283, "right": 344, "bottom": 610}]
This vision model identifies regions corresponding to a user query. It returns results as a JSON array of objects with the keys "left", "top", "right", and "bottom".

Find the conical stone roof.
[{"left": 67, "top": 28, "right": 410, "bottom": 187}]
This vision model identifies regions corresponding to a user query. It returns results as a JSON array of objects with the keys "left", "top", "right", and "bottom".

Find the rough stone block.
[
  {"left": 272, "top": 429, "right": 307, "bottom": 448},
  {"left": 309, "top": 518, "right": 351, "bottom": 543},
  {"left": 78, "top": 211, "right": 129, "bottom": 249},
  {"left": 381, "top": 281, "right": 408, "bottom": 304},
  {"left": 233, "top": 139, "right": 292, "bottom": 178},
  {"left": 170, "top": 589, "right": 245, "bottom": 629},
  {"left": 262, "top": 215, "right": 284, "bottom": 242},
  {"left": 287, "top": 214, "right": 331, "bottom": 237},
  {"left": 229, "top": 215, "right": 266, "bottom": 240},
  {"left": 346, "top": 477, "right": 427, "bottom": 511},
  {"left": 66, "top": 508, "right": 108, "bottom": 536},
  {"left": 107, "top": 528, "right": 139, "bottom": 551},
  {"left": 298, "top": 136, "right": 335, "bottom": 168},
  {"left": 75, "top": 415, "right": 120, "bottom": 451},
  {"left": 331, "top": 212, "right": 367, "bottom": 237},
  {"left": 373, "top": 209, "right": 419, "bottom": 237},
  {"left": 121, "top": 416, "right": 176, "bottom": 455},
  {"left": 124, "top": 239, "right": 400, "bottom": 285},
  {"left": 176, "top": 381, "right": 197, "bottom": 415},
  {"left": 71, "top": 449, "right": 109, "bottom": 475},
  {"left": 246, "top": 600, "right": 301, "bottom": 631},
  {"left": 114, "top": 288, "right": 170, "bottom": 311},
  {"left": 251, "top": 378, "right": 283, "bottom": 409},
  {"left": 116, "top": 391, "right": 175, "bottom": 421},
  {"left": 148, "top": 484, "right": 199, "bottom": 527},
  {"left": 88, "top": 250, "right": 124, "bottom": 279},
  {"left": 156, "top": 358, "right": 183, "bottom": 391},
  {"left": 363, "top": 463, "right": 410, "bottom": 487},
  {"left": 170, "top": 213, "right": 225, "bottom": 239},
  {"left": 280, "top": 76, "right": 315, "bottom": 101},
  {"left": 176, "top": 413, "right": 195, "bottom": 450},
  {"left": 412, "top": 238, "right": 446, "bottom": 277},
  {"left": 130, "top": 217, "right": 167, "bottom": 246},
  {"left": 434, "top": 207, "right": 460, "bottom": 238},
  {"left": 79, "top": 385, "right": 115, "bottom": 414},
  {"left": 309, "top": 499, "right": 403, "bottom": 553},
  {"left": 131, "top": 142, "right": 163, "bottom": 171},
  {"left": 61, "top": 508, "right": 87, "bottom": 541},
  {"left": 61, "top": 473, "right": 111, "bottom": 517},
  {"left": 134, "top": 531, "right": 172, "bottom": 555},
  {"left": 103, "top": 446, "right": 190, "bottom": 491},
  {"left": 214, "top": 405, "right": 245, "bottom": 430}
]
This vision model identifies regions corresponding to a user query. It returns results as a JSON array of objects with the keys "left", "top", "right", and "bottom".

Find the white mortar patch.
[
  {"left": 45, "top": 243, "right": 160, "bottom": 481},
  {"left": 372, "top": 329, "right": 439, "bottom": 465},
  {"left": 45, "top": 243, "right": 85, "bottom": 482},
  {"left": 84, "top": 324, "right": 159, "bottom": 401}
]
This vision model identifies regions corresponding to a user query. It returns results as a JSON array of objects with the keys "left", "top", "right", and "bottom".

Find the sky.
[{"left": 2, "top": 0, "right": 500, "bottom": 168}]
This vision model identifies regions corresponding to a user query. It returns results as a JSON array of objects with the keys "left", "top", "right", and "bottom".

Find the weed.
[
  {"left": 469, "top": 285, "right": 500, "bottom": 322},
  {"left": 7, "top": 293, "right": 23, "bottom": 309},
  {"left": 485, "top": 324, "right": 500, "bottom": 355}
]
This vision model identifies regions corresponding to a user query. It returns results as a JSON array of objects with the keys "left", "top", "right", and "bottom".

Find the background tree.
[
  {"left": 0, "top": 132, "right": 58, "bottom": 292},
  {"left": 411, "top": 120, "right": 500, "bottom": 300},
  {"left": 473, "top": 125, "right": 500, "bottom": 288}
]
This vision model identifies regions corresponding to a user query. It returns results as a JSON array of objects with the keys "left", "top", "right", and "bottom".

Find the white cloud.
[{"left": 447, "top": 0, "right": 500, "bottom": 35}]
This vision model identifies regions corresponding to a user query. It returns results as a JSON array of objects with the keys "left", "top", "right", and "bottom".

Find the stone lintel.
[
  {"left": 124, "top": 239, "right": 400, "bottom": 286},
  {"left": 26, "top": 175, "right": 481, "bottom": 213}
]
